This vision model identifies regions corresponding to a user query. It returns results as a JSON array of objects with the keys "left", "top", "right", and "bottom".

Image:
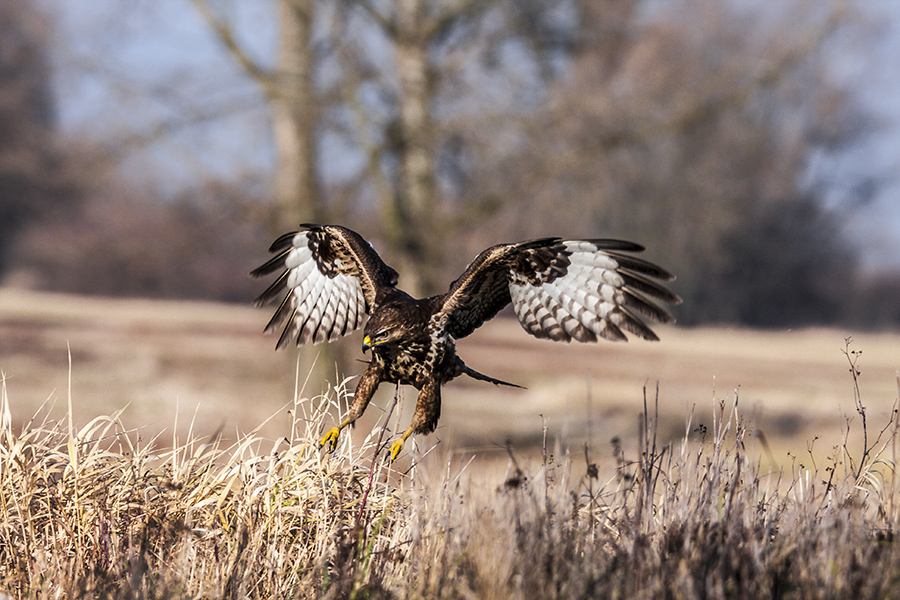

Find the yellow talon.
[
  {"left": 320, "top": 427, "right": 342, "bottom": 452},
  {"left": 389, "top": 438, "right": 405, "bottom": 461},
  {"left": 389, "top": 426, "right": 415, "bottom": 461}
]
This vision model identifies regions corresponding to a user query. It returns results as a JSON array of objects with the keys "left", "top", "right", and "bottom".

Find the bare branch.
[{"left": 188, "top": 0, "right": 272, "bottom": 90}]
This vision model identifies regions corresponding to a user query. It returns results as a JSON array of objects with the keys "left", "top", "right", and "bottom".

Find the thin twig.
[
  {"left": 356, "top": 383, "right": 402, "bottom": 527},
  {"left": 842, "top": 338, "right": 868, "bottom": 480}
]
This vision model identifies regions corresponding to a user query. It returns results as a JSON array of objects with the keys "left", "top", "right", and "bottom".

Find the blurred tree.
[
  {"left": 191, "top": 0, "right": 320, "bottom": 228},
  {"left": 13, "top": 0, "right": 881, "bottom": 330},
  {"left": 716, "top": 196, "right": 858, "bottom": 326},
  {"left": 9, "top": 176, "right": 270, "bottom": 301},
  {"left": 332, "top": 0, "right": 500, "bottom": 294},
  {"left": 193, "top": 0, "right": 567, "bottom": 295},
  {"left": 454, "top": 0, "right": 865, "bottom": 325},
  {"left": 0, "top": 0, "right": 78, "bottom": 276}
]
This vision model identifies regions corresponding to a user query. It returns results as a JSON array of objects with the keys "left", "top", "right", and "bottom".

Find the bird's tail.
[{"left": 458, "top": 361, "right": 525, "bottom": 389}]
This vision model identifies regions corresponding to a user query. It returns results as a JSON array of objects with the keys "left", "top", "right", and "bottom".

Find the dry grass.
[
  {"left": 3, "top": 289, "right": 900, "bottom": 598},
  {"left": 0, "top": 373, "right": 399, "bottom": 598},
  {"left": 3, "top": 287, "right": 899, "bottom": 469},
  {"left": 2, "top": 353, "right": 900, "bottom": 599}
]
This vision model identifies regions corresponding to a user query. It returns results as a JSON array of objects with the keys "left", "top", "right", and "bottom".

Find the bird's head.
[
  {"left": 361, "top": 328, "right": 401, "bottom": 353},
  {"left": 362, "top": 306, "right": 410, "bottom": 353}
]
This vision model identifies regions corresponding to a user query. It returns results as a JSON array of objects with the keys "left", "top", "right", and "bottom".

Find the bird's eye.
[{"left": 375, "top": 328, "right": 393, "bottom": 342}]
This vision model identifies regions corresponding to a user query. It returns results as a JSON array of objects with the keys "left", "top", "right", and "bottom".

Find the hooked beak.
[{"left": 362, "top": 335, "right": 372, "bottom": 353}]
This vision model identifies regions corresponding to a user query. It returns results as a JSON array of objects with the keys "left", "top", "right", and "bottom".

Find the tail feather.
[{"left": 460, "top": 363, "right": 524, "bottom": 389}]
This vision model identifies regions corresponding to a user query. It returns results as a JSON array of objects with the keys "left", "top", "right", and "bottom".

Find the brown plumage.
[{"left": 251, "top": 224, "right": 681, "bottom": 460}]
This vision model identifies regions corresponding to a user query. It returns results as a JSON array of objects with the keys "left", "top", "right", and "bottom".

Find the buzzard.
[{"left": 251, "top": 224, "right": 681, "bottom": 460}]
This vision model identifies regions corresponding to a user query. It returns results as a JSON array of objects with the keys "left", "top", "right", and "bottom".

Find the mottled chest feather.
[{"left": 374, "top": 337, "right": 452, "bottom": 385}]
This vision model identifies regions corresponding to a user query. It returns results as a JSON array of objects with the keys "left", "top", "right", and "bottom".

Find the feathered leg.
[
  {"left": 390, "top": 379, "right": 441, "bottom": 461},
  {"left": 320, "top": 362, "right": 383, "bottom": 452}
]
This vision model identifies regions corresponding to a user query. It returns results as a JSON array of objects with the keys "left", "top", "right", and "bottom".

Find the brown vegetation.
[
  {"left": 3, "top": 288, "right": 899, "bottom": 466},
  {"left": 2, "top": 356, "right": 899, "bottom": 598},
  {"left": 2, "top": 291, "right": 900, "bottom": 598},
  {"left": 6, "top": 183, "right": 271, "bottom": 301}
]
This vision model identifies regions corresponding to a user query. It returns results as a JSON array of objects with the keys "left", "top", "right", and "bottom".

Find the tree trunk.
[
  {"left": 391, "top": 0, "right": 439, "bottom": 295},
  {"left": 271, "top": 0, "right": 320, "bottom": 229}
]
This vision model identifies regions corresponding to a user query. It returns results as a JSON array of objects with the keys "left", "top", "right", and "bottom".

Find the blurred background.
[{"left": 1, "top": 0, "right": 898, "bottom": 461}]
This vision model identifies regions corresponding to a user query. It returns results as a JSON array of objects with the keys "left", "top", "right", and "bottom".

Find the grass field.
[
  {"left": 1, "top": 288, "right": 897, "bottom": 467},
  {"left": 1, "top": 288, "right": 900, "bottom": 598}
]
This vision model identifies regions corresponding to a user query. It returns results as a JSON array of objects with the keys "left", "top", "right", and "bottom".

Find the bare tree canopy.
[
  {"left": 5, "top": 0, "right": 899, "bottom": 328},
  {"left": 451, "top": 0, "right": 868, "bottom": 324}
]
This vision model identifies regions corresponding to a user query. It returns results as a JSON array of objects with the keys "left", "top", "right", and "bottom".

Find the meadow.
[{"left": 1, "top": 288, "right": 900, "bottom": 598}]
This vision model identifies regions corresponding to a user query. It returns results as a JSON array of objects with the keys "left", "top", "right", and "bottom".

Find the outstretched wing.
[
  {"left": 436, "top": 238, "right": 681, "bottom": 343},
  {"left": 251, "top": 224, "right": 399, "bottom": 348}
]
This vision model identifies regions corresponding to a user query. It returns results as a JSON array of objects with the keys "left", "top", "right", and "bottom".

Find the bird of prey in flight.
[{"left": 252, "top": 224, "right": 680, "bottom": 460}]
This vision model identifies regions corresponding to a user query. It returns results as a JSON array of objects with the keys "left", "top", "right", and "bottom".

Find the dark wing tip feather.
[
  {"left": 606, "top": 251, "right": 677, "bottom": 282},
  {"left": 623, "top": 288, "right": 676, "bottom": 325},
  {"left": 263, "top": 293, "right": 294, "bottom": 332},
  {"left": 619, "top": 270, "right": 682, "bottom": 306},
  {"left": 250, "top": 230, "right": 303, "bottom": 278},
  {"left": 584, "top": 239, "right": 646, "bottom": 253},
  {"left": 617, "top": 306, "right": 662, "bottom": 341},
  {"left": 275, "top": 311, "right": 298, "bottom": 349},
  {"left": 252, "top": 270, "right": 289, "bottom": 307},
  {"left": 599, "top": 320, "right": 628, "bottom": 342},
  {"left": 249, "top": 250, "right": 290, "bottom": 279},
  {"left": 268, "top": 231, "right": 299, "bottom": 253},
  {"left": 519, "top": 236, "right": 563, "bottom": 250}
]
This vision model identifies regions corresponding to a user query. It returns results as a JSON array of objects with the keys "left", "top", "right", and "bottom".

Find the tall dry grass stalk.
[{"left": 1, "top": 355, "right": 900, "bottom": 599}]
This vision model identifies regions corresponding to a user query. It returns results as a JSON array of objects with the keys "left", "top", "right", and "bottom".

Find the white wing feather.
[
  {"left": 264, "top": 238, "right": 368, "bottom": 347},
  {"left": 509, "top": 241, "right": 668, "bottom": 343}
]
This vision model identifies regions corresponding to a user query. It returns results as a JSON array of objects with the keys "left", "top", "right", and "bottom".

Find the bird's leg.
[
  {"left": 389, "top": 380, "right": 440, "bottom": 461},
  {"left": 320, "top": 362, "right": 383, "bottom": 453}
]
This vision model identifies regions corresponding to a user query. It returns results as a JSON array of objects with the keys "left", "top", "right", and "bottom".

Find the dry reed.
[{"left": 1, "top": 349, "right": 900, "bottom": 599}]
